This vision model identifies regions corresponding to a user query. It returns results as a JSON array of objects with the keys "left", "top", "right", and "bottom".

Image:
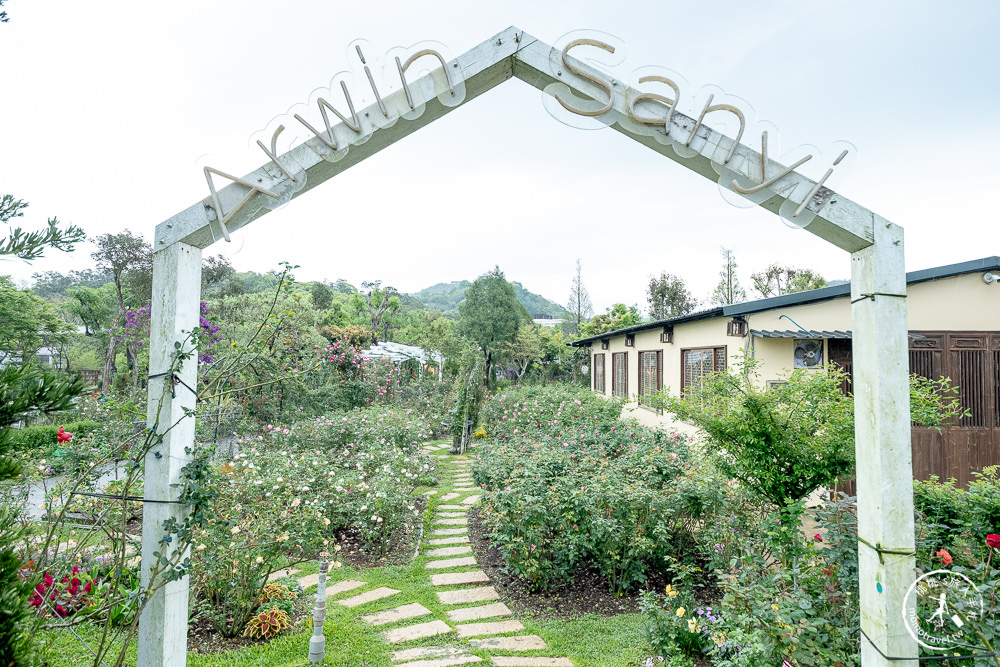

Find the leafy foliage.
[
  {"left": 659, "top": 358, "right": 855, "bottom": 507},
  {"left": 241, "top": 607, "right": 293, "bottom": 640},
  {"left": 710, "top": 247, "right": 747, "bottom": 306},
  {"left": 750, "top": 264, "right": 827, "bottom": 298},
  {"left": 580, "top": 303, "right": 642, "bottom": 337},
  {"left": 457, "top": 266, "right": 530, "bottom": 385},
  {"left": 475, "top": 386, "right": 720, "bottom": 593},
  {"left": 647, "top": 272, "right": 698, "bottom": 320},
  {"left": 0, "top": 195, "right": 84, "bottom": 261}
]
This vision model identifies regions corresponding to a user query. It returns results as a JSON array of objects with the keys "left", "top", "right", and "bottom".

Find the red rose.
[
  {"left": 814, "top": 534, "right": 823, "bottom": 542},
  {"left": 936, "top": 548, "right": 953, "bottom": 566},
  {"left": 987, "top": 534, "right": 1000, "bottom": 549}
]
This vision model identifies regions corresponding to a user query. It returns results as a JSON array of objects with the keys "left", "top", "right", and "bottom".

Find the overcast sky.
[{"left": 1, "top": 0, "right": 997, "bottom": 315}]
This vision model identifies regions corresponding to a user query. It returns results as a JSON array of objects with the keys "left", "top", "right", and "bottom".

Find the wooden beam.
[{"left": 511, "top": 38, "right": 875, "bottom": 253}]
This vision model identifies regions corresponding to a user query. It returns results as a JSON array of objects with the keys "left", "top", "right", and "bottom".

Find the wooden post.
[
  {"left": 850, "top": 219, "right": 917, "bottom": 665},
  {"left": 138, "top": 242, "right": 202, "bottom": 667}
]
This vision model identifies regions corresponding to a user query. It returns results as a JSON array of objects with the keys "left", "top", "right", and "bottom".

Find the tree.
[
  {"left": 0, "top": 276, "right": 71, "bottom": 366},
  {"left": 66, "top": 284, "right": 116, "bottom": 337},
  {"left": 311, "top": 281, "right": 333, "bottom": 310},
  {"left": 565, "top": 258, "right": 593, "bottom": 337},
  {"left": 0, "top": 0, "right": 8, "bottom": 23},
  {"left": 503, "top": 323, "right": 544, "bottom": 381},
  {"left": 360, "top": 280, "right": 400, "bottom": 342},
  {"left": 202, "top": 254, "right": 235, "bottom": 295},
  {"left": 660, "top": 357, "right": 966, "bottom": 509},
  {"left": 647, "top": 272, "right": 697, "bottom": 320},
  {"left": 91, "top": 230, "right": 152, "bottom": 392},
  {"left": 579, "top": 303, "right": 642, "bottom": 337},
  {"left": 333, "top": 278, "right": 357, "bottom": 294},
  {"left": 750, "top": 264, "right": 827, "bottom": 298},
  {"left": 457, "top": 266, "right": 530, "bottom": 387},
  {"left": 710, "top": 247, "right": 747, "bottom": 306}
]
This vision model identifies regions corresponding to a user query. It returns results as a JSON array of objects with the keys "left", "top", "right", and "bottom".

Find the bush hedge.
[
  {"left": 474, "top": 386, "right": 723, "bottom": 593},
  {"left": 8, "top": 421, "right": 100, "bottom": 452}
]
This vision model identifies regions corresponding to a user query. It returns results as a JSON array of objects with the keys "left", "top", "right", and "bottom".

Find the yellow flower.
[
  {"left": 676, "top": 607, "right": 685, "bottom": 617},
  {"left": 771, "top": 604, "right": 779, "bottom": 611},
  {"left": 665, "top": 584, "right": 677, "bottom": 597},
  {"left": 688, "top": 619, "right": 698, "bottom": 633}
]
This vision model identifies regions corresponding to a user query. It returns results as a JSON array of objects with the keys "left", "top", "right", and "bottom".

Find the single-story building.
[{"left": 569, "top": 257, "right": 1000, "bottom": 487}]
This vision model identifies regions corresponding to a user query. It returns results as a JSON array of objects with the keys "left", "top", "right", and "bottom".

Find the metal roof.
[
  {"left": 751, "top": 329, "right": 852, "bottom": 339},
  {"left": 568, "top": 256, "right": 999, "bottom": 347}
]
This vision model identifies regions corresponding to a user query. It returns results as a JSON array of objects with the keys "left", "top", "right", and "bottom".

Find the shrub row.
[
  {"left": 473, "top": 387, "right": 723, "bottom": 593},
  {"left": 8, "top": 420, "right": 100, "bottom": 451}
]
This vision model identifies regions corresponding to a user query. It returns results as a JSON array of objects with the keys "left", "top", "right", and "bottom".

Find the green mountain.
[{"left": 411, "top": 280, "right": 568, "bottom": 318}]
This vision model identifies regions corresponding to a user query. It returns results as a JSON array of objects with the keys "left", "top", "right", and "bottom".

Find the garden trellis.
[{"left": 143, "top": 26, "right": 915, "bottom": 666}]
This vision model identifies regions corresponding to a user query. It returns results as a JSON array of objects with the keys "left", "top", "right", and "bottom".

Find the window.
[
  {"left": 637, "top": 350, "right": 662, "bottom": 406},
  {"left": 625, "top": 334, "right": 635, "bottom": 347},
  {"left": 593, "top": 353, "right": 606, "bottom": 393},
  {"left": 682, "top": 347, "right": 726, "bottom": 392},
  {"left": 612, "top": 352, "right": 627, "bottom": 397}
]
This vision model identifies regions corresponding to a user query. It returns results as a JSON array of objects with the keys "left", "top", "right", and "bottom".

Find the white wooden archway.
[{"left": 142, "top": 26, "right": 914, "bottom": 666}]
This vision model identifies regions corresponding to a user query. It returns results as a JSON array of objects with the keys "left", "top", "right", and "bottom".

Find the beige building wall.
[{"left": 584, "top": 270, "right": 1000, "bottom": 429}]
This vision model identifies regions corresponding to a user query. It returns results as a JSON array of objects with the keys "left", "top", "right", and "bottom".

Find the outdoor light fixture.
[{"left": 983, "top": 272, "right": 999, "bottom": 284}]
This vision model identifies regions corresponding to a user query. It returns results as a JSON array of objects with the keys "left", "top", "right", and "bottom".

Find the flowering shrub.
[
  {"left": 640, "top": 587, "right": 727, "bottom": 659},
  {"left": 474, "top": 386, "right": 721, "bottom": 593},
  {"left": 189, "top": 405, "right": 434, "bottom": 637},
  {"left": 27, "top": 564, "right": 96, "bottom": 618},
  {"left": 242, "top": 607, "right": 293, "bottom": 640}
]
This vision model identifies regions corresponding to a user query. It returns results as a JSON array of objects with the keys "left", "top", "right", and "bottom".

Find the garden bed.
[{"left": 468, "top": 506, "right": 665, "bottom": 619}]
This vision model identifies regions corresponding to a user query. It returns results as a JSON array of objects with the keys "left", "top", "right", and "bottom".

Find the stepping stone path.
[{"left": 333, "top": 446, "right": 575, "bottom": 665}]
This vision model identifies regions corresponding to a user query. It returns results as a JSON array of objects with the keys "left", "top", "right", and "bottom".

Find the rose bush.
[{"left": 473, "top": 386, "right": 723, "bottom": 593}]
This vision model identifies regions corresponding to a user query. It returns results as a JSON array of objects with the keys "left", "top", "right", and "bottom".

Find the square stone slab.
[
  {"left": 462, "top": 496, "right": 481, "bottom": 505},
  {"left": 441, "top": 493, "right": 460, "bottom": 501},
  {"left": 433, "top": 518, "right": 468, "bottom": 526},
  {"left": 427, "top": 536, "right": 470, "bottom": 545},
  {"left": 489, "top": 659, "right": 573, "bottom": 667},
  {"left": 437, "top": 586, "right": 499, "bottom": 605},
  {"left": 267, "top": 568, "right": 299, "bottom": 582},
  {"left": 392, "top": 645, "right": 470, "bottom": 662},
  {"left": 437, "top": 504, "right": 466, "bottom": 510},
  {"left": 297, "top": 573, "right": 321, "bottom": 589},
  {"left": 436, "top": 512, "right": 467, "bottom": 518},
  {"left": 397, "top": 656, "right": 482, "bottom": 667},
  {"left": 431, "top": 571, "right": 490, "bottom": 586},
  {"left": 424, "top": 545, "right": 472, "bottom": 557},
  {"left": 327, "top": 579, "right": 366, "bottom": 597},
  {"left": 362, "top": 602, "right": 432, "bottom": 626},
  {"left": 469, "top": 635, "right": 547, "bottom": 650},
  {"left": 431, "top": 528, "right": 468, "bottom": 536},
  {"left": 455, "top": 620, "right": 525, "bottom": 638},
  {"left": 337, "top": 586, "right": 401, "bottom": 608},
  {"left": 422, "top": 490, "right": 439, "bottom": 495},
  {"left": 453, "top": 483, "right": 475, "bottom": 488},
  {"left": 382, "top": 619, "right": 453, "bottom": 644},
  {"left": 426, "top": 556, "right": 478, "bottom": 570},
  {"left": 446, "top": 602, "right": 512, "bottom": 622}
]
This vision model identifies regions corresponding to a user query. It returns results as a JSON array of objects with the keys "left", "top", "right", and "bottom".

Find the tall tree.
[
  {"left": 457, "top": 266, "right": 530, "bottom": 387},
  {"left": 360, "top": 280, "right": 400, "bottom": 342},
  {"left": 647, "top": 272, "right": 697, "bottom": 320},
  {"left": 310, "top": 282, "right": 333, "bottom": 310},
  {"left": 750, "top": 264, "right": 827, "bottom": 298},
  {"left": 91, "top": 230, "right": 152, "bottom": 392},
  {"left": 503, "top": 323, "right": 544, "bottom": 382},
  {"left": 565, "top": 258, "right": 593, "bottom": 337},
  {"left": 710, "top": 247, "right": 747, "bottom": 306}
]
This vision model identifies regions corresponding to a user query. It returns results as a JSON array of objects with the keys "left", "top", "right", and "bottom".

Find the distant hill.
[{"left": 411, "top": 280, "right": 568, "bottom": 318}]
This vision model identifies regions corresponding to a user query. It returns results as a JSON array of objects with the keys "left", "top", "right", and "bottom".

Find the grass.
[{"left": 33, "top": 440, "right": 656, "bottom": 666}]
